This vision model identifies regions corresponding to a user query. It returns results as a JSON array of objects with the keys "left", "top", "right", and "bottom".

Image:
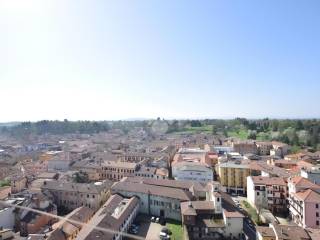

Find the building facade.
[
  {"left": 247, "top": 176, "right": 287, "bottom": 214},
  {"left": 42, "top": 180, "right": 112, "bottom": 211},
  {"left": 217, "top": 162, "right": 251, "bottom": 194}
]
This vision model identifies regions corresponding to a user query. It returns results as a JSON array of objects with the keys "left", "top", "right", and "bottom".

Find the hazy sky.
[{"left": 1, "top": 0, "right": 320, "bottom": 121}]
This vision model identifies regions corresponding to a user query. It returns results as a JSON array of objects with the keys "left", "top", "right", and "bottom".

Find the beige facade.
[
  {"left": 42, "top": 180, "right": 112, "bottom": 211},
  {"left": 101, "top": 161, "right": 137, "bottom": 181},
  {"left": 11, "top": 176, "right": 27, "bottom": 193},
  {"left": 217, "top": 162, "right": 251, "bottom": 194}
]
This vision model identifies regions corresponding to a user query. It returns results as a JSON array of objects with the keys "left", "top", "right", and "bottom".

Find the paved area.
[
  {"left": 145, "top": 222, "right": 163, "bottom": 240},
  {"left": 125, "top": 214, "right": 163, "bottom": 240},
  {"left": 124, "top": 215, "right": 150, "bottom": 240}
]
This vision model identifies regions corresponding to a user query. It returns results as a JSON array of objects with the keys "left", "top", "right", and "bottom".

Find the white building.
[
  {"left": 172, "top": 162, "right": 213, "bottom": 182},
  {"left": 172, "top": 148, "right": 213, "bottom": 183},
  {"left": 111, "top": 177, "right": 194, "bottom": 221},
  {"left": 247, "top": 176, "right": 287, "bottom": 214}
]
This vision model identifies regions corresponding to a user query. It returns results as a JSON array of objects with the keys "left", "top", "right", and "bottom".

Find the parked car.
[
  {"left": 160, "top": 232, "right": 170, "bottom": 239},
  {"left": 129, "top": 228, "right": 138, "bottom": 234},
  {"left": 161, "top": 227, "right": 172, "bottom": 235},
  {"left": 155, "top": 217, "right": 160, "bottom": 223},
  {"left": 151, "top": 216, "right": 156, "bottom": 222}
]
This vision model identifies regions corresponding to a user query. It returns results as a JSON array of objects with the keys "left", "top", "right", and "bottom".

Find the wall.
[
  {"left": 223, "top": 216, "right": 243, "bottom": 239},
  {"left": 0, "top": 207, "right": 15, "bottom": 230},
  {"left": 111, "top": 189, "right": 182, "bottom": 221}
]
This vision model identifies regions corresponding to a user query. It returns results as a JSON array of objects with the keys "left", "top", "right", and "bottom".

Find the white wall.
[
  {"left": 111, "top": 189, "right": 182, "bottom": 221},
  {"left": 172, "top": 165, "right": 213, "bottom": 183},
  {"left": 223, "top": 216, "right": 243, "bottom": 239}
]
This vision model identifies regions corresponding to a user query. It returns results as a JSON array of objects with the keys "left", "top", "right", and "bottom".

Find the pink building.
[
  {"left": 289, "top": 189, "right": 320, "bottom": 228},
  {"left": 288, "top": 176, "right": 320, "bottom": 228}
]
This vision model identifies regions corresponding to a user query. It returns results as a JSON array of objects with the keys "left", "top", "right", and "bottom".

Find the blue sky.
[{"left": 1, "top": 0, "right": 320, "bottom": 121}]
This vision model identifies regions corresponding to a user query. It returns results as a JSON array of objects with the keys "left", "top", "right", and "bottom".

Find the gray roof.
[
  {"left": 77, "top": 194, "right": 139, "bottom": 240},
  {"left": 112, "top": 180, "right": 193, "bottom": 201}
]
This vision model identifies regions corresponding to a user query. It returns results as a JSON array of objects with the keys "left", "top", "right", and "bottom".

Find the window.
[
  {"left": 257, "top": 192, "right": 260, "bottom": 196},
  {"left": 317, "top": 212, "right": 319, "bottom": 217},
  {"left": 317, "top": 221, "right": 319, "bottom": 226},
  {"left": 316, "top": 204, "right": 319, "bottom": 209}
]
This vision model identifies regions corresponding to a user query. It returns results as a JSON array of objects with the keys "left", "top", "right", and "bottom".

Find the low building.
[
  {"left": 75, "top": 194, "right": 139, "bottom": 240},
  {"left": 134, "top": 166, "right": 168, "bottom": 179},
  {"left": 256, "top": 223, "right": 311, "bottom": 240},
  {"left": 172, "top": 148, "right": 213, "bottom": 183},
  {"left": 0, "top": 186, "right": 11, "bottom": 200},
  {"left": 111, "top": 177, "right": 195, "bottom": 221},
  {"left": 216, "top": 161, "right": 251, "bottom": 194},
  {"left": 247, "top": 176, "right": 287, "bottom": 214},
  {"left": 10, "top": 175, "right": 27, "bottom": 193},
  {"left": 47, "top": 206, "right": 94, "bottom": 240},
  {"left": 267, "top": 159, "right": 297, "bottom": 169},
  {"left": 20, "top": 194, "right": 57, "bottom": 236},
  {"left": 288, "top": 176, "right": 320, "bottom": 194},
  {"left": 181, "top": 186, "right": 244, "bottom": 240},
  {"left": 41, "top": 180, "right": 113, "bottom": 211}
]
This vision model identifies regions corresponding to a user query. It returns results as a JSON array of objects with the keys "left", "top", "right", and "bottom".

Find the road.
[
  {"left": 243, "top": 217, "right": 256, "bottom": 240},
  {"left": 229, "top": 195, "right": 256, "bottom": 240}
]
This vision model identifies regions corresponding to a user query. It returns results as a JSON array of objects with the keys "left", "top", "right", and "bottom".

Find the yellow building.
[{"left": 216, "top": 161, "right": 251, "bottom": 194}]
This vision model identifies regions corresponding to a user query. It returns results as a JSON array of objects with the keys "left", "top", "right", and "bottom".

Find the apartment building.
[
  {"left": 76, "top": 194, "right": 139, "bottom": 240},
  {"left": 288, "top": 176, "right": 320, "bottom": 228},
  {"left": 289, "top": 189, "right": 320, "bottom": 228},
  {"left": 247, "top": 176, "right": 287, "bottom": 214},
  {"left": 41, "top": 180, "right": 113, "bottom": 211},
  {"left": 217, "top": 161, "right": 251, "bottom": 194}
]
